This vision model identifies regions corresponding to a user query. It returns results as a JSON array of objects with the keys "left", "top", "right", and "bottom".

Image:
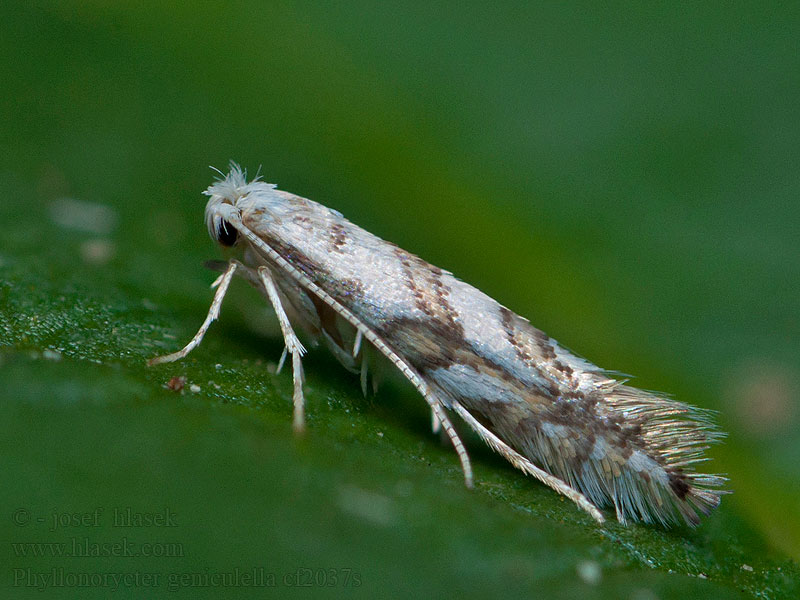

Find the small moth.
[{"left": 149, "top": 163, "right": 727, "bottom": 526}]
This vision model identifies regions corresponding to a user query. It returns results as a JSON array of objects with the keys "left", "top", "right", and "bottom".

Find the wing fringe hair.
[{"left": 486, "top": 380, "right": 728, "bottom": 526}]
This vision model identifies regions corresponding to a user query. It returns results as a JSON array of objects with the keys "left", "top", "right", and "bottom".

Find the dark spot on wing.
[
  {"left": 329, "top": 222, "right": 348, "bottom": 252},
  {"left": 500, "top": 306, "right": 535, "bottom": 364},
  {"left": 553, "top": 360, "right": 574, "bottom": 376},
  {"left": 532, "top": 328, "right": 557, "bottom": 360},
  {"left": 262, "top": 237, "right": 320, "bottom": 282},
  {"left": 668, "top": 471, "right": 690, "bottom": 500}
]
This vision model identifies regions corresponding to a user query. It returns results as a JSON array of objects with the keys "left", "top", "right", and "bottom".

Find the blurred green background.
[{"left": 1, "top": 2, "right": 798, "bottom": 598}]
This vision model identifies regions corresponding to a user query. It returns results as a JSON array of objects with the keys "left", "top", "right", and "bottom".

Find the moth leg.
[
  {"left": 257, "top": 266, "right": 307, "bottom": 434},
  {"left": 431, "top": 408, "right": 441, "bottom": 434},
  {"left": 361, "top": 333, "right": 473, "bottom": 488},
  {"left": 148, "top": 260, "right": 238, "bottom": 366},
  {"left": 333, "top": 317, "right": 474, "bottom": 486},
  {"left": 360, "top": 354, "right": 369, "bottom": 397},
  {"left": 352, "top": 329, "right": 363, "bottom": 357},
  {"left": 276, "top": 347, "right": 288, "bottom": 374},
  {"left": 451, "top": 400, "right": 605, "bottom": 524}
]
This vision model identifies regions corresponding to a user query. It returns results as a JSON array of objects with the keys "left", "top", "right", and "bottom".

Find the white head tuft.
[
  {"left": 203, "top": 162, "right": 277, "bottom": 246},
  {"left": 204, "top": 161, "right": 276, "bottom": 202}
]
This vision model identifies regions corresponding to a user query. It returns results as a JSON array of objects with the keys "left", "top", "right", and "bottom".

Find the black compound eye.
[{"left": 216, "top": 219, "right": 238, "bottom": 247}]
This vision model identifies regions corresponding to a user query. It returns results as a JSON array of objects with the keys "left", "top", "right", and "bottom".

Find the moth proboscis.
[{"left": 149, "top": 163, "right": 728, "bottom": 527}]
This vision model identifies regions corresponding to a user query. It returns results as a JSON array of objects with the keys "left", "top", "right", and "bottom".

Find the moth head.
[{"left": 203, "top": 162, "right": 277, "bottom": 248}]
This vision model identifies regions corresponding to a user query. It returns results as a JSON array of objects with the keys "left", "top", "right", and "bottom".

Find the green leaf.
[{"left": 2, "top": 3, "right": 798, "bottom": 598}]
